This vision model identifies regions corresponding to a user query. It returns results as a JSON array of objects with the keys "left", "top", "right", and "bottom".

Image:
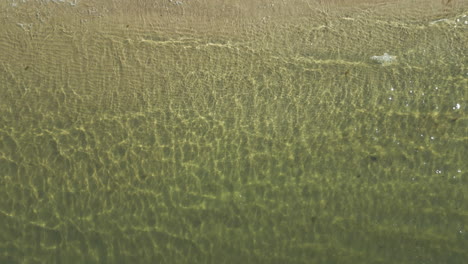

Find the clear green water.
[{"left": 0, "top": 1, "right": 467, "bottom": 263}]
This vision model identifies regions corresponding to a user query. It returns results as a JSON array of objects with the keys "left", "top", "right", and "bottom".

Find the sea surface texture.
[{"left": 0, "top": 0, "right": 467, "bottom": 263}]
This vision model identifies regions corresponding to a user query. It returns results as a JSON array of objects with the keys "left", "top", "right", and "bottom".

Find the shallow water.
[{"left": 0, "top": 0, "right": 467, "bottom": 263}]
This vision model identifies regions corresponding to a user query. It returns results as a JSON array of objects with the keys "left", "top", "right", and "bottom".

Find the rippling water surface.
[{"left": 0, "top": 0, "right": 467, "bottom": 263}]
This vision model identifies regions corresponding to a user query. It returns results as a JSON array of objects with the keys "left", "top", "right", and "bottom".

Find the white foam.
[{"left": 370, "top": 53, "right": 396, "bottom": 64}]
